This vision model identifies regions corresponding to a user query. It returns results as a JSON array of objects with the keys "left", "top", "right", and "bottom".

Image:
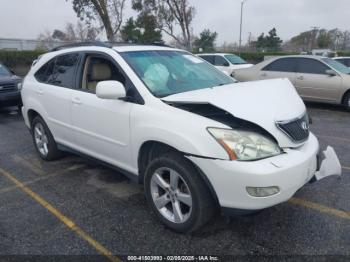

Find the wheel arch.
[
  {"left": 341, "top": 89, "right": 350, "bottom": 106},
  {"left": 137, "top": 140, "right": 220, "bottom": 207},
  {"left": 28, "top": 109, "right": 40, "bottom": 123}
]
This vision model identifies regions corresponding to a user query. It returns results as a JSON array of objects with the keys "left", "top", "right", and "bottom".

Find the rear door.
[
  {"left": 295, "top": 58, "right": 342, "bottom": 102},
  {"left": 259, "top": 58, "right": 297, "bottom": 84},
  {"left": 34, "top": 53, "right": 81, "bottom": 145}
]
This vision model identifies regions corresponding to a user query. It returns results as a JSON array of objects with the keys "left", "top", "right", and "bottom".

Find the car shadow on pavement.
[{"left": 305, "top": 101, "right": 349, "bottom": 113}]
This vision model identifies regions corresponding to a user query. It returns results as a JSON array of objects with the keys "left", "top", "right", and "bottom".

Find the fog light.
[{"left": 246, "top": 186, "right": 280, "bottom": 197}]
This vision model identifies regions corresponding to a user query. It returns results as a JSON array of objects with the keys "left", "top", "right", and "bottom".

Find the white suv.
[{"left": 21, "top": 43, "right": 341, "bottom": 233}]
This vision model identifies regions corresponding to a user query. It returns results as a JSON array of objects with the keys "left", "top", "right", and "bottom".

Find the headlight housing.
[{"left": 208, "top": 128, "right": 282, "bottom": 161}]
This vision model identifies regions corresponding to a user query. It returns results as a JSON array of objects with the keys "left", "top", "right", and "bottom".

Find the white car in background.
[
  {"left": 334, "top": 57, "right": 350, "bottom": 68},
  {"left": 21, "top": 43, "right": 341, "bottom": 233},
  {"left": 197, "top": 53, "right": 253, "bottom": 76}
]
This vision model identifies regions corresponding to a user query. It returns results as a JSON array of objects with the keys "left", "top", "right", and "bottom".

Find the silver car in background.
[{"left": 233, "top": 55, "right": 350, "bottom": 110}]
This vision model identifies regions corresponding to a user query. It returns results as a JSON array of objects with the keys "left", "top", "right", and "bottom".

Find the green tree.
[
  {"left": 317, "top": 30, "right": 332, "bottom": 48},
  {"left": 121, "top": 18, "right": 141, "bottom": 43},
  {"left": 193, "top": 29, "right": 218, "bottom": 52},
  {"left": 132, "top": 0, "right": 195, "bottom": 49},
  {"left": 69, "top": 0, "right": 126, "bottom": 41},
  {"left": 121, "top": 15, "right": 162, "bottom": 44},
  {"left": 256, "top": 28, "right": 282, "bottom": 51}
]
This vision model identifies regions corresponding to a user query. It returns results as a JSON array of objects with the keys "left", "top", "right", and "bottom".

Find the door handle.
[
  {"left": 297, "top": 76, "right": 304, "bottom": 80},
  {"left": 72, "top": 97, "right": 82, "bottom": 105}
]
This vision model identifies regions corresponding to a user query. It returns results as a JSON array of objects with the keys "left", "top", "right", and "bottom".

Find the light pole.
[{"left": 239, "top": 0, "right": 247, "bottom": 55}]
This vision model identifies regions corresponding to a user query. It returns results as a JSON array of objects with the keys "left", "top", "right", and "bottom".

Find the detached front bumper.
[{"left": 188, "top": 133, "right": 341, "bottom": 212}]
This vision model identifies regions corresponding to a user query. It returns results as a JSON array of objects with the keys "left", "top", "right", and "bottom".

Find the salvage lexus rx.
[{"left": 21, "top": 43, "right": 342, "bottom": 233}]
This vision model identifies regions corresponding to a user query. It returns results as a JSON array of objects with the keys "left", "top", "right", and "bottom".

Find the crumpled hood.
[{"left": 163, "top": 78, "right": 307, "bottom": 148}]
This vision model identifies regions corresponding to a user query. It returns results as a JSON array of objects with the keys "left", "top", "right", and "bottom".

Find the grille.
[
  {"left": 0, "top": 83, "right": 16, "bottom": 92},
  {"left": 276, "top": 114, "right": 309, "bottom": 143}
]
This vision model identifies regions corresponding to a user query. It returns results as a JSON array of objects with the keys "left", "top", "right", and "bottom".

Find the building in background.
[{"left": 0, "top": 38, "right": 71, "bottom": 51}]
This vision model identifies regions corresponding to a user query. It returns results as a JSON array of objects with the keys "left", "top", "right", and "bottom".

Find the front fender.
[{"left": 130, "top": 105, "right": 230, "bottom": 169}]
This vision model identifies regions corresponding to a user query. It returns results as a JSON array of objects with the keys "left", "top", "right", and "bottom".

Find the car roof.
[
  {"left": 197, "top": 53, "right": 233, "bottom": 56},
  {"left": 112, "top": 45, "right": 184, "bottom": 52},
  {"left": 266, "top": 55, "right": 330, "bottom": 62},
  {"left": 48, "top": 42, "right": 185, "bottom": 54}
]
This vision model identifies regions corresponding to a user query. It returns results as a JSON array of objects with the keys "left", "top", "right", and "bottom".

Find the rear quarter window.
[
  {"left": 34, "top": 53, "right": 80, "bottom": 89},
  {"left": 34, "top": 59, "right": 55, "bottom": 83}
]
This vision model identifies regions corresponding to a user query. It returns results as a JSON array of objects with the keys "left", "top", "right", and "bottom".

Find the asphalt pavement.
[{"left": 0, "top": 103, "right": 349, "bottom": 261}]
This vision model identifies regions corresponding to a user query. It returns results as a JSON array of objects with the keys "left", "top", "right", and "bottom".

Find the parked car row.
[{"left": 20, "top": 43, "right": 341, "bottom": 233}]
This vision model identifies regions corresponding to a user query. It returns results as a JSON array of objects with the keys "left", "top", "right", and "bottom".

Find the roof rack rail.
[
  {"left": 50, "top": 41, "right": 112, "bottom": 52},
  {"left": 50, "top": 41, "right": 173, "bottom": 52}
]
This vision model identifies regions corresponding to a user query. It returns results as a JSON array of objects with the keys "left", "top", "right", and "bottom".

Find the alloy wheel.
[
  {"left": 34, "top": 122, "right": 49, "bottom": 156},
  {"left": 150, "top": 167, "right": 193, "bottom": 223}
]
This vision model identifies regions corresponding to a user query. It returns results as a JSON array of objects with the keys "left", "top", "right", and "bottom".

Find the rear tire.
[
  {"left": 144, "top": 151, "right": 216, "bottom": 233},
  {"left": 343, "top": 92, "right": 350, "bottom": 111},
  {"left": 31, "top": 116, "right": 63, "bottom": 161}
]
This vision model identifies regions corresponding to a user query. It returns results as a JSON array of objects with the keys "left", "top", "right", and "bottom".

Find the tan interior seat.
[{"left": 87, "top": 63, "right": 112, "bottom": 92}]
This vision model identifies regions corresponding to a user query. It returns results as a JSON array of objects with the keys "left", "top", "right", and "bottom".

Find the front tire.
[
  {"left": 144, "top": 152, "right": 216, "bottom": 233},
  {"left": 31, "top": 116, "right": 62, "bottom": 161},
  {"left": 343, "top": 92, "right": 350, "bottom": 111}
]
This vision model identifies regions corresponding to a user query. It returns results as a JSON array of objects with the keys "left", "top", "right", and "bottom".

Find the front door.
[{"left": 70, "top": 53, "right": 133, "bottom": 171}]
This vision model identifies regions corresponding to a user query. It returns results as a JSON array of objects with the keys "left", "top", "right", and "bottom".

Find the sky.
[{"left": 0, "top": 0, "right": 349, "bottom": 45}]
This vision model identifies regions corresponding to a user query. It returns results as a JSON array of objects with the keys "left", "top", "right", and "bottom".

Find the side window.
[
  {"left": 214, "top": 56, "right": 229, "bottom": 66},
  {"left": 336, "top": 59, "right": 346, "bottom": 66},
  {"left": 199, "top": 56, "right": 215, "bottom": 65},
  {"left": 82, "top": 56, "right": 126, "bottom": 93},
  {"left": 34, "top": 59, "right": 55, "bottom": 83},
  {"left": 48, "top": 53, "right": 80, "bottom": 88},
  {"left": 262, "top": 58, "right": 296, "bottom": 72},
  {"left": 296, "top": 58, "right": 329, "bottom": 75},
  {"left": 345, "top": 59, "right": 350, "bottom": 67}
]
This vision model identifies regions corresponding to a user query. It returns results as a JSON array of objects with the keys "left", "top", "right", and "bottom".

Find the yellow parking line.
[
  {"left": 0, "top": 164, "right": 84, "bottom": 195},
  {"left": 0, "top": 167, "right": 119, "bottom": 262},
  {"left": 289, "top": 197, "right": 350, "bottom": 220}
]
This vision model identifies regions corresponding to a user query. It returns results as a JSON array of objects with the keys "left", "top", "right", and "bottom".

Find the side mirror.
[
  {"left": 96, "top": 81, "right": 126, "bottom": 100},
  {"left": 325, "top": 69, "right": 337, "bottom": 77},
  {"left": 223, "top": 61, "right": 230, "bottom": 67}
]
